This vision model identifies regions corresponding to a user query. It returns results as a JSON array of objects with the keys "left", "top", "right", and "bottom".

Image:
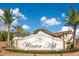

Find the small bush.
[{"left": 66, "top": 41, "right": 73, "bottom": 49}]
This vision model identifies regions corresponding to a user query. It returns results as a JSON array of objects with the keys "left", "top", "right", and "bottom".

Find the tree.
[
  {"left": 0, "top": 31, "right": 3, "bottom": 41},
  {"left": 65, "top": 6, "right": 79, "bottom": 48},
  {"left": 0, "top": 9, "right": 20, "bottom": 46},
  {"left": 22, "top": 30, "right": 30, "bottom": 37},
  {"left": 0, "top": 31, "right": 8, "bottom": 41},
  {"left": 13, "top": 25, "right": 30, "bottom": 37}
]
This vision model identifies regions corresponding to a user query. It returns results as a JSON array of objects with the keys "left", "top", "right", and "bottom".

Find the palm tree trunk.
[
  {"left": 73, "top": 25, "right": 77, "bottom": 49},
  {"left": 63, "top": 39, "right": 65, "bottom": 50},
  {"left": 0, "top": 30, "right": 3, "bottom": 40},
  {"left": 7, "top": 25, "right": 10, "bottom": 47},
  {"left": 63, "top": 36, "right": 65, "bottom": 50}
]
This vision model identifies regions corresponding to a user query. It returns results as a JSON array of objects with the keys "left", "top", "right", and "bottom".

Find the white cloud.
[
  {"left": 40, "top": 16, "right": 46, "bottom": 22},
  {"left": 19, "top": 13, "right": 27, "bottom": 19},
  {"left": 11, "top": 8, "right": 27, "bottom": 26},
  {"left": 11, "top": 19, "right": 18, "bottom": 26},
  {"left": 22, "top": 25, "right": 30, "bottom": 30},
  {"left": 75, "top": 29, "right": 79, "bottom": 38},
  {"left": 70, "top": 28, "right": 79, "bottom": 38},
  {"left": 60, "top": 26, "right": 71, "bottom": 31},
  {"left": 40, "top": 16, "right": 61, "bottom": 26},
  {"left": 0, "top": 25, "right": 8, "bottom": 31},
  {"left": 13, "top": 8, "right": 27, "bottom": 20},
  {"left": 61, "top": 13, "right": 65, "bottom": 17},
  {"left": 0, "top": 24, "right": 15, "bottom": 31},
  {"left": 13, "top": 8, "right": 19, "bottom": 14},
  {"left": 0, "top": 9, "right": 4, "bottom": 16},
  {"left": 0, "top": 18, "right": 4, "bottom": 25},
  {"left": 60, "top": 26, "right": 73, "bottom": 32},
  {"left": 45, "top": 18, "right": 61, "bottom": 25}
]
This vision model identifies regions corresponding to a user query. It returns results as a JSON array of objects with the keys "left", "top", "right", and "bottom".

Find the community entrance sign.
[
  {"left": 23, "top": 40, "right": 57, "bottom": 51},
  {"left": 13, "top": 31, "right": 73, "bottom": 51}
]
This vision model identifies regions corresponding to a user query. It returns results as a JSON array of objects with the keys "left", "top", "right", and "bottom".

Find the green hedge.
[{"left": 5, "top": 48, "right": 79, "bottom": 54}]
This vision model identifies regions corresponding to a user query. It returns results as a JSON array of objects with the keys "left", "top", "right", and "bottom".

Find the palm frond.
[{"left": 12, "top": 16, "right": 20, "bottom": 22}]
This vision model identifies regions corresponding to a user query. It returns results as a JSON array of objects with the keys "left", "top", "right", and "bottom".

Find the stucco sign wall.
[
  {"left": 13, "top": 31, "right": 73, "bottom": 51},
  {"left": 13, "top": 31, "right": 64, "bottom": 51}
]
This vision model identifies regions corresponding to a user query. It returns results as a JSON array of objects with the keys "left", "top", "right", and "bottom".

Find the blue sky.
[{"left": 0, "top": 3, "right": 79, "bottom": 32}]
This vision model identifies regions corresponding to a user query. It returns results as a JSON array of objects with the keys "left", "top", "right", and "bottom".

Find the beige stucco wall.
[{"left": 13, "top": 31, "right": 73, "bottom": 51}]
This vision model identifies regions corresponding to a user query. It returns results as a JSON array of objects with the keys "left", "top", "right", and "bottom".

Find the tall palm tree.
[
  {"left": 65, "top": 6, "right": 79, "bottom": 48},
  {"left": 0, "top": 9, "right": 20, "bottom": 47}
]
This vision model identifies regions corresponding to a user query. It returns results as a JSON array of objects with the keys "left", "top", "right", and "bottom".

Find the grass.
[{"left": 5, "top": 48, "right": 79, "bottom": 54}]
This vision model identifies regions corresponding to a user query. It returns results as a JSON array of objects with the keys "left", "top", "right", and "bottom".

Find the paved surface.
[{"left": 0, "top": 41, "right": 79, "bottom": 56}]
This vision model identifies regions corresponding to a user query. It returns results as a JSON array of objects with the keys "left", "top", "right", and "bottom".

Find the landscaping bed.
[{"left": 5, "top": 48, "right": 79, "bottom": 54}]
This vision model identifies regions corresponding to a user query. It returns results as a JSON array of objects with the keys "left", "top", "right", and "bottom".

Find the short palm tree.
[
  {"left": 65, "top": 6, "right": 79, "bottom": 48},
  {"left": 0, "top": 9, "right": 20, "bottom": 47},
  {"left": 13, "top": 25, "right": 30, "bottom": 37},
  {"left": 13, "top": 25, "right": 22, "bottom": 33}
]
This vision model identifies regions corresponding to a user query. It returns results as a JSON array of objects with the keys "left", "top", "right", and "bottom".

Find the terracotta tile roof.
[{"left": 41, "top": 30, "right": 73, "bottom": 37}]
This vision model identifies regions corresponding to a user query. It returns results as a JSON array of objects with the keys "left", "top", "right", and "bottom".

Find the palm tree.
[
  {"left": 13, "top": 25, "right": 21, "bottom": 33},
  {"left": 13, "top": 25, "right": 30, "bottom": 37},
  {"left": 13, "top": 25, "right": 23, "bottom": 36},
  {"left": 65, "top": 6, "right": 79, "bottom": 48},
  {"left": 0, "top": 9, "right": 20, "bottom": 47}
]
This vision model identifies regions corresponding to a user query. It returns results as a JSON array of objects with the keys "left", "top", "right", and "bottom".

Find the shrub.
[
  {"left": 66, "top": 41, "right": 73, "bottom": 49},
  {"left": 0, "top": 31, "right": 13, "bottom": 41}
]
